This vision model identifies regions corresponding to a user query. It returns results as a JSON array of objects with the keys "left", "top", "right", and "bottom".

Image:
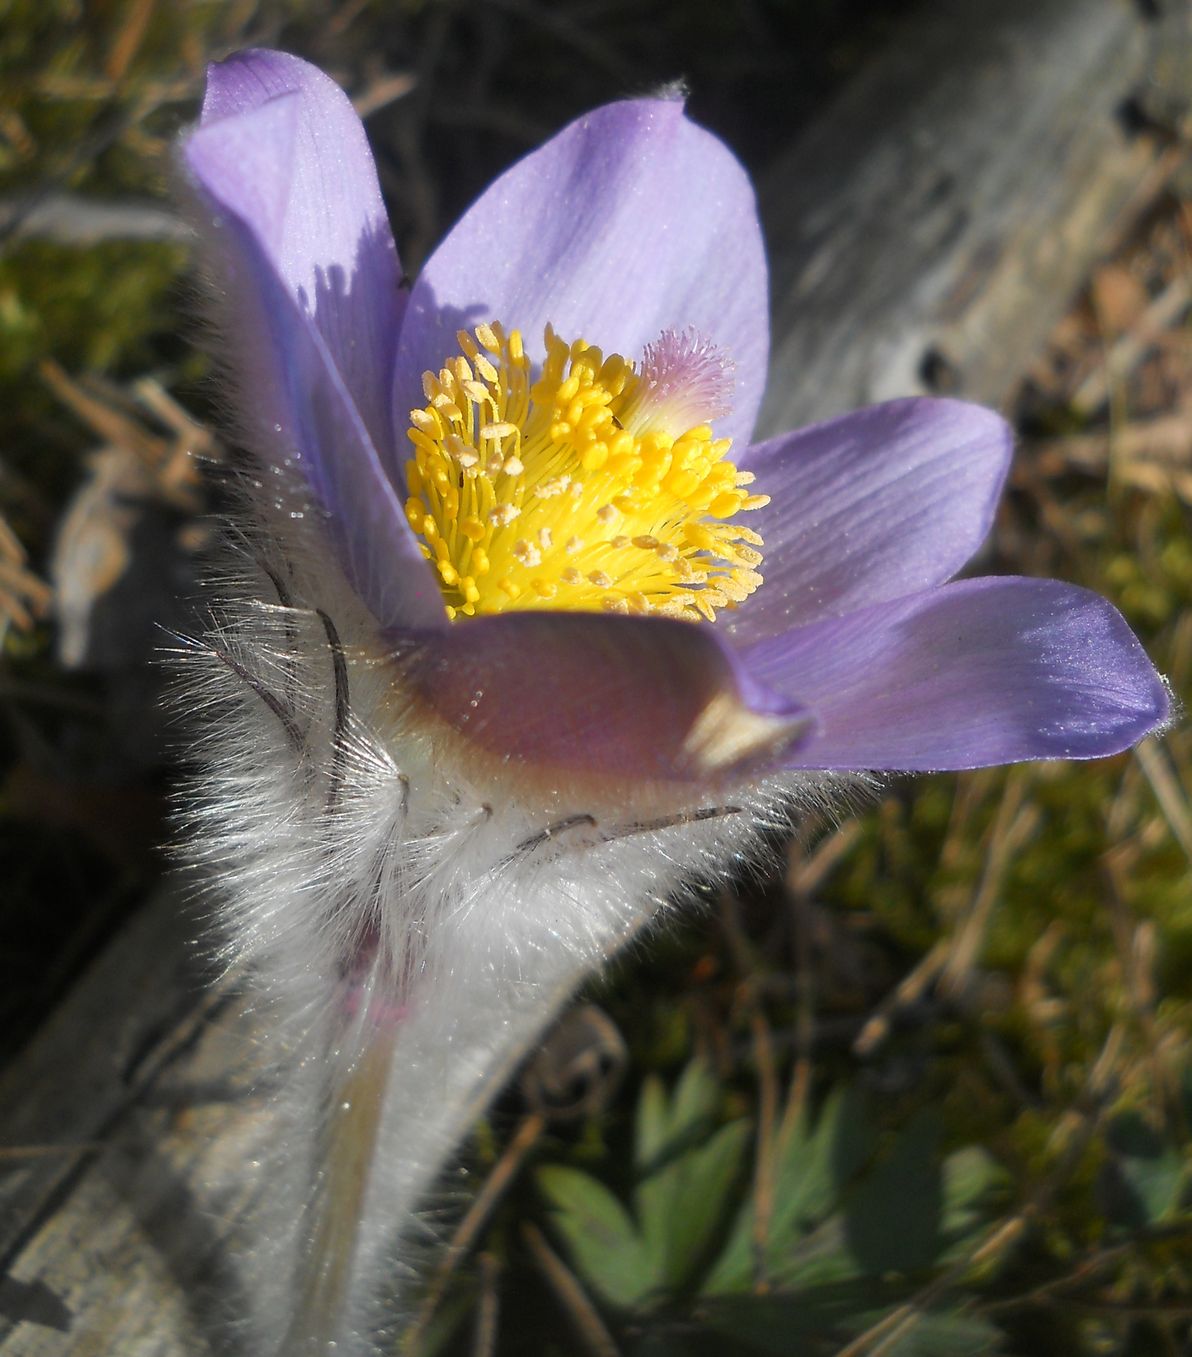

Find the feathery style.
[{"left": 176, "top": 49, "right": 1169, "bottom": 1355}]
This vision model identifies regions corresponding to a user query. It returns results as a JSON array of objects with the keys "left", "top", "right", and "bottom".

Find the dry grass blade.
[
  {"left": 939, "top": 772, "right": 1040, "bottom": 1000},
  {"left": 1134, "top": 738, "right": 1192, "bottom": 866},
  {"left": 403, "top": 1113, "right": 545, "bottom": 1352},
  {"left": 1073, "top": 275, "right": 1192, "bottom": 416},
  {"left": 0, "top": 514, "right": 52, "bottom": 634},
  {"left": 520, "top": 1222, "right": 623, "bottom": 1357}
]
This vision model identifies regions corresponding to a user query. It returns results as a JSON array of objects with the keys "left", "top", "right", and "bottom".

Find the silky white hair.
[
  {"left": 168, "top": 454, "right": 872, "bottom": 1354},
  {"left": 169, "top": 177, "right": 871, "bottom": 1351}
]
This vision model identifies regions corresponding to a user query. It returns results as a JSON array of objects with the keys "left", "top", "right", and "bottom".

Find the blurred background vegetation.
[{"left": 1, "top": 2, "right": 1189, "bottom": 1355}]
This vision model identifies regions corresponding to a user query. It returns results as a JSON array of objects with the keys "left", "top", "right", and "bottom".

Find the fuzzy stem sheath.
[
  {"left": 286, "top": 1017, "right": 398, "bottom": 1352},
  {"left": 174, "top": 541, "right": 802, "bottom": 1355}
]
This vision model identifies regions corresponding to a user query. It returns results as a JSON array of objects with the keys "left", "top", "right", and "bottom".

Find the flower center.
[{"left": 404, "top": 322, "right": 769, "bottom": 622}]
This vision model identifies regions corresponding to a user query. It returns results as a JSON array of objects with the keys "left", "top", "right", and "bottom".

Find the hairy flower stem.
[
  {"left": 275, "top": 871, "right": 662, "bottom": 1356},
  {"left": 285, "top": 1015, "right": 399, "bottom": 1353}
]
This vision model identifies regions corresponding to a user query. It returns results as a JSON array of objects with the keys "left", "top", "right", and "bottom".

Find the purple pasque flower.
[{"left": 183, "top": 48, "right": 1168, "bottom": 792}]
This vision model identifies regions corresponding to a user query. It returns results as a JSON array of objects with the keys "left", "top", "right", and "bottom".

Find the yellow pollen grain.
[{"left": 403, "top": 322, "right": 768, "bottom": 623}]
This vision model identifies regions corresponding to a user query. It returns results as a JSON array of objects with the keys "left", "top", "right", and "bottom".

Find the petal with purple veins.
[
  {"left": 739, "top": 577, "right": 1168, "bottom": 771},
  {"left": 184, "top": 97, "right": 444, "bottom": 631},
  {"left": 393, "top": 99, "right": 768, "bottom": 455},
  {"left": 725, "top": 399, "right": 1013, "bottom": 643},
  {"left": 197, "top": 49, "right": 405, "bottom": 474}
]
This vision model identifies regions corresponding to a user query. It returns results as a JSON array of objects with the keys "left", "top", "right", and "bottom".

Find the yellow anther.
[
  {"left": 403, "top": 322, "right": 767, "bottom": 623},
  {"left": 481, "top": 421, "right": 518, "bottom": 440},
  {"left": 709, "top": 491, "right": 744, "bottom": 518},
  {"left": 512, "top": 539, "right": 542, "bottom": 568}
]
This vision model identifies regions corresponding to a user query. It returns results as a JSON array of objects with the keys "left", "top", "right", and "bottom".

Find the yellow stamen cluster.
[{"left": 404, "top": 322, "right": 769, "bottom": 622}]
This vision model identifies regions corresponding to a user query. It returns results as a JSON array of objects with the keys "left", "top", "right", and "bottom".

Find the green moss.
[{"left": 0, "top": 239, "right": 187, "bottom": 379}]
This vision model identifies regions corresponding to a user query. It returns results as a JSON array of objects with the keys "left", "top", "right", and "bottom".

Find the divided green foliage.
[
  {"left": 537, "top": 1060, "right": 752, "bottom": 1310},
  {"left": 538, "top": 1068, "right": 1009, "bottom": 1354}
]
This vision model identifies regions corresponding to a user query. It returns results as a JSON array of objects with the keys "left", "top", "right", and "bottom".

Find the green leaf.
[
  {"left": 697, "top": 1294, "right": 1003, "bottom": 1357},
  {"left": 634, "top": 1061, "right": 750, "bottom": 1290},
  {"left": 1102, "top": 1110, "right": 1188, "bottom": 1228},
  {"left": 701, "top": 1084, "right": 877, "bottom": 1296},
  {"left": 635, "top": 1059, "right": 720, "bottom": 1178},
  {"left": 635, "top": 1073, "right": 671, "bottom": 1176},
  {"left": 698, "top": 1286, "right": 890, "bottom": 1355},
  {"left": 938, "top": 1146, "right": 1004, "bottom": 1261},
  {"left": 657, "top": 1118, "right": 753, "bottom": 1290},
  {"left": 843, "top": 1107, "right": 943, "bottom": 1276},
  {"left": 776, "top": 1083, "right": 876, "bottom": 1238},
  {"left": 536, "top": 1164, "right": 657, "bottom": 1309},
  {"left": 670, "top": 1058, "right": 721, "bottom": 1135}
]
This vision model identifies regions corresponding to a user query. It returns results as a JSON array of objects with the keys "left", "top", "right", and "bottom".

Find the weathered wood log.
[
  {"left": 0, "top": 1, "right": 1184, "bottom": 1351},
  {"left": 756, "top": 0, "right": 1180, "bottom": 437}
]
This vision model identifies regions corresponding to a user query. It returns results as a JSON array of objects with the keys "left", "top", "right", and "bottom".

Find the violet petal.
[
  {"left": 740, "top": 577, "right": 1168, "bottom": 770},
  {"left": 403, "top": 612, "right": 812, "bottom": 783},
  {"left": 725, "top": 399, "right": 1013, "bottom": 643},
  {"left": 393, "top": 99, "right": 768, "bottom": 455},
  {"left": 185, "top": 95, "right": 444, "bottom": 631},
  {"left": 198, "top": 49, "right": 405, "bottom": 477}
]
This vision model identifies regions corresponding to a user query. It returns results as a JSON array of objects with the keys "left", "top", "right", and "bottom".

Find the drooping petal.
[
  {"left": 393, "top": 99, "right": 768, "bottom": 457},
  {"left": 402, "top": 612, "right": 812, "bottom": 784},
  {"left": 198, "top": 49, "right": 405, "bottom": 475},
  {"left": 184, "top": 95, "right": 445, "bottom": 631},
  {"left": 724, "top": 399, "right": 1013, "bottom": 643},
  {"left": 739, "top": 577, "right": 1168, "bottom": 771}
]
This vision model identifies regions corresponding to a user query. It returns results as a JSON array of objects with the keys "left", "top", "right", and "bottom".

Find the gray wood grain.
[
  {"left": 0, "top": 897, "right": 269, "bottom": 1355},
  {"left": 0, "top": 0, "right": 1183, "bottom": 1351},
  {"left": 756, "top": 0, "right": 1170, "bottom": 438}
]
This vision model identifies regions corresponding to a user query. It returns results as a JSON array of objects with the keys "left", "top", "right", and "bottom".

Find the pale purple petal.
[
  {"left": 739, "top": 578, "right": 1168, "bottom": 771},
  {"left": 198, "top": 49, "right": 405, "bottom": 475},
  {"left": 184, "top": 96, "right": 444, "bottom": 631},
  {"left": 403, "top": 612, "right": 812, "bottom": 783},
  {"left": 393, "top": 99, "right": 767, "bottom": 456},
  {"left": 724, "top": 399, "right": 1013, "bottom": 644}
]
